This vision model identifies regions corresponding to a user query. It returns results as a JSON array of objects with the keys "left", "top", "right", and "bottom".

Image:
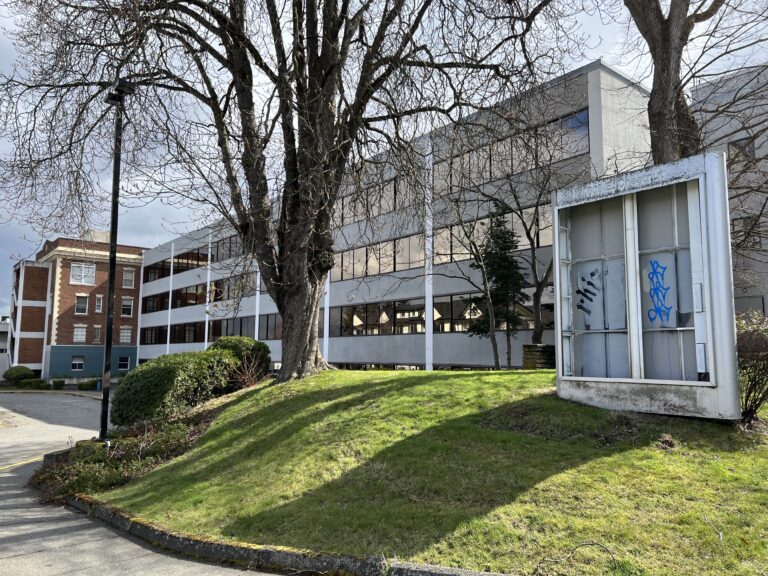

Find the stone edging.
[
  {"left": 60, "top": 492, "right": 507, "bottom": 576},
  {"left": 0, "top": 390, "right": 101, "bottom": 401}
]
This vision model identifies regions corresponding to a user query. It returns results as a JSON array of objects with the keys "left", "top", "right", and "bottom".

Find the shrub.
[
  {"left": 737, "top": 311, "right": 768, "bottom": 422},
  {"left": 3, "top": 366, "right": 35, "bottom": 386},
  {"left": 77, "top": 379, "right": 99, "bottom": 391},
  {"left": 110, "top": 349, "right": 238, "bottom": 427},
  {"left": 209, "top": 336, "right": 271, "bottom": 389},
  {"left": 51, "top": 380, "right": 65, "bottom": 390},
  {"left": 19, "top": 378, "right": 49, "bottom": 390}
]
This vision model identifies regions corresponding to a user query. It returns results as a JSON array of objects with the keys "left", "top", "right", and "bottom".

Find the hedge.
[
  {"left": 3, "top": 366, "right": 35, "bottom": 386},
  {"left": 19, "top": 378, "right": 49, "bottom": 390},
  {"left": 209, "top": 336, "right": 271, "bottom": 383},
  {"left": 110, "top": 349, "right": 238, "bottom": 427}
]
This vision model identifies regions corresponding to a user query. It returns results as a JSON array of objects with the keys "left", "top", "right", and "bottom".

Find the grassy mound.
[{"left": 100, "top": 371, "right": 767, "bottom": 575}]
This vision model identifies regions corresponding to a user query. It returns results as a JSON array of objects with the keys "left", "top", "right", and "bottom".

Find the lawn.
[{"left": 100, "top": 370, "right": 767, "bottom": 575}]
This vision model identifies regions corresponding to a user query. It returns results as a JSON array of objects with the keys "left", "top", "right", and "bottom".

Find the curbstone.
[{"left": 54, "top": 489, "right": 505, "bottom": 576}]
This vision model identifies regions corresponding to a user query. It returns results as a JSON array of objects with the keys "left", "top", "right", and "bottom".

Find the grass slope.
[{"left": 101, "top": 371, "right": 767, "bottom": 575}]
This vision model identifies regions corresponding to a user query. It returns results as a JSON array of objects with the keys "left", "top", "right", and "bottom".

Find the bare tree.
[
  {"left": 613, "top": 0, "right": 768, "bottom": 165},
  {"left": 0, "top": 0, "right": 588, "bottom": 380}
]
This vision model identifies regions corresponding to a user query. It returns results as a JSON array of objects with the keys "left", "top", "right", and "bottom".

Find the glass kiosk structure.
[{"left": 554, "top": 152, "right": 740, "bottom": 419}]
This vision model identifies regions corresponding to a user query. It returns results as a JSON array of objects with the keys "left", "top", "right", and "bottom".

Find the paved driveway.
[{"left": 0, "top": 392, "right": 267, "bottom": 575}]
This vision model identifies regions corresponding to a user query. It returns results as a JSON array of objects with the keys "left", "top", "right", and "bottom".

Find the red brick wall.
[
  {"left": 17, "top": 338, "right": 44, "bottom": 364},
  {"left": 22, "top": 266, "right": 49, "bottom": 301},
  {"left": 55, "top": 259, "right": 140, "bottom": 346},
  {"left": 20, "top": 307, "right": 46, "bottom": 333}
]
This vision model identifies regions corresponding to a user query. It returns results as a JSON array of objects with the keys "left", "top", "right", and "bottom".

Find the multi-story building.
[
  {"left": 693, "top": 67, "right": 768, "bottom": 314},
  {"left": 0, "top": 315, "right": 9, "bottom": 374},
  {"left": 137, "top": 61, "right": 651, "bottom": 369},
  {"left": 8, "top": 232, "right": 146, "bottom": 379}
]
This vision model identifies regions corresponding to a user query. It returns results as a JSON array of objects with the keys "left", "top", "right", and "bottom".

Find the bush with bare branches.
[{"left": 737, "top": 310, "right": 768, "bottom": 422}]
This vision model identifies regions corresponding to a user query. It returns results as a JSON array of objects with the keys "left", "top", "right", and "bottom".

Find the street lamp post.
[{"left": 100, "top": 78, "right": 135, "bottom": 440}]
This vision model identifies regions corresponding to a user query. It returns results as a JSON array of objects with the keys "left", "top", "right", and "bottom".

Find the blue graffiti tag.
[{"left": 647, "top": 259, "right": 672, "bottom": 324}]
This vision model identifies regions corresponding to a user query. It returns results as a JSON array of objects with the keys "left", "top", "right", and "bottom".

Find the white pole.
[
  {"left": 424, "top": 139, "right": 434, "bottom": 371},
  {"left": 166, "top": 242, "right": 174, "bottom": 355},
  {"left": 323, "top": 274, "right": 330, "bottom": 360},
  {"left": 203, "top": 233, "right": 212, "bottom": 349}
]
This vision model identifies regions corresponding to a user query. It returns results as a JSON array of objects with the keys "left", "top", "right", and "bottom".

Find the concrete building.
[
  {"left": 137, "top": 61, "right": 651, "bottom": 369},
  {"left": 693, "top": 67, "right": 768, "bottom": 315},
  {"left": 8, "top": 234, "right": 146, "bottom": 379},
  {"left": 0, "top": 316, "right": 9, "bottom": 375}
]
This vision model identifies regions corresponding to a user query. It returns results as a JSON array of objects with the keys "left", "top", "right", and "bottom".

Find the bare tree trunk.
[
  {"left": 624, "top": 0, "right": 717, "bottom": 164},
  {"left": 278, "top": 277, "right": 327, "bottom": 380}
]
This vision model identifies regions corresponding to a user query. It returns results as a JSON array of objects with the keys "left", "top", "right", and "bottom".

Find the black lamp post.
[{"left": 100, "top": 78, "right": 135, "bottom": 440}]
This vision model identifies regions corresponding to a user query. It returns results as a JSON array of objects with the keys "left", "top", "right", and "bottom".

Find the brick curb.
[{"left": 56, "top": 492, "right": 506, "bottom": 576}]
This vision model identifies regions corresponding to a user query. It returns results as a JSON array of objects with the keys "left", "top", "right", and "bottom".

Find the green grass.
[{"left": 100, "top": 371, "right": 768, "bottom": 575}]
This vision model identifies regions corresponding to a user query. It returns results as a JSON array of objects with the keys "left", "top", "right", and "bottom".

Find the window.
[
  {"left": 93, "top": 325, "right": 101, "bottom": 343},
  {"left": 119, "top": 326, "right": 132, "bottom": 344},
  {"left": 70, "top": 262, "right": 96, "bottom": 285},
  {"left": 71, "top": 356, "right": 84, "bottom": 371},
  {"left": 122, "top": 268, "right": 135, "bottom": 289},
  {"left": 75, "top": 295, "right": 88, "bottom": 315},
  {"left": 117, "top": 356, "right": 130, "bottom": 370},
  {"left": 121, "top": 297, "right": 134, "bottom": 317},
  {"left": 95, "top": 295, "right": 103, "bottom": 313},
  {"left": 732, "top": 216, "right": 762, "bottom": 249},
  {"left": 73, "top": 325, "right": 87, "bottom": 343},
  {"left": 728, "top": 137, "right": 756, "bottom": 167}
]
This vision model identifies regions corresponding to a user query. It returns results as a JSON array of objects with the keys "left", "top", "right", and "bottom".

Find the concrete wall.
[{"left": 47, "top": 345, "right": 137, "bottom": 379}]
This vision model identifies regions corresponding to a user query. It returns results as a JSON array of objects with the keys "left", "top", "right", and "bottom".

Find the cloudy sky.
[{"left": 0, "top": 8, "right": 630, "bottom": 317}]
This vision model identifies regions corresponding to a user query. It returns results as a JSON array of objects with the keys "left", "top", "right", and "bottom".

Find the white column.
[
  {"left": 323, "top": 274, "right": 330, "bottom": 360},
  {"left": 13, "top": 262, "right": 24, "bottom": 366},
  {"left": 166, "top": 243, "right": 174, "bottom": 355},
  {"left": 424, "top": 140, "right": 434, "bottom": 371},
  {"left": 135, "top": 256, "right": 145, "bottom": 367},
  {"left": 254, "top": 267, "right": 261, "bottom": 340},
  {"left": 623, "top": 194, "right": 644, "bottom": 380},
  {"left": 203, "top": 234, "right": 213, "bottom": 349}
]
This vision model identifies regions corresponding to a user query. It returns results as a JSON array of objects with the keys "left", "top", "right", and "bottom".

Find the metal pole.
[{"left": 100, "top": 95, "right": 124, "bottom": 440}]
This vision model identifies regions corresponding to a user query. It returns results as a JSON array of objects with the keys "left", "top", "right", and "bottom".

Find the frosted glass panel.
[
  {"left": 675, "top": 185, "right": 690, "bottom": 245},
  {"left": 638, "top": 186, "right": 675, "bottom": 250},
  {"left": 640, "top": 252, "right": 678, "bottom": 329},
  {"left": 575, "top": 333, "right": 607, "bottom": 377},
  {"left": 676, "top": 249, "right": 693, "bottom": 327},
  {"left": 572, "top": 260, "right": 604, "bottom": 331},
  {"left": 602, "top": 198, "right": 625, "bottom": 257},
  {"left": 643, "top": 331, "right": 681, "bottom": 380},
  {"left": 604, "top": 259, "right": 626, "bottom": 330},
  {"left": 570, "top": 203, "right": 602, "bottom": 259},
  {"left": 607, "top": 333, "right": 630, "bottom": 378},
  {"left": 682, "top": 331, "right": 698, "bottom": 381}
]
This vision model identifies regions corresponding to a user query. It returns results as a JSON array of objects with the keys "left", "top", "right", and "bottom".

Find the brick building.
[{"left": 8, "top": 233, "right": 146, "bottom": 379}]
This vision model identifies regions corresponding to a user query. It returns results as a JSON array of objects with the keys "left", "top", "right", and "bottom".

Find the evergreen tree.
[{"left": 468, "top": 209, "right": 528, "bottom": 368}]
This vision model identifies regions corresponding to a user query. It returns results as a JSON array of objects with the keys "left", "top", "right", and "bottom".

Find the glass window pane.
[
  {"left": 434, "top": 296, "right": 452, "bottom": 333},
  {"left": 342, "top": 250, "right": 354, "bottom": 280},
  {"left": 572, "top": 260, "right": 605, "bottom": 331},
  {"left": 330, "top": 308, "right": 341, "bottom": 337},
  {"left": 604, "top": 259, "right": 627, "bottom": 330},
  {"left": 451, "top": 225, "right": 471, "bottom": 261},
  {"left": 379, "top": 241, "right": 395, "bottom": 274},
  {"left": 675, "top": 184, "right": 690, "bottom": 245},
  {"left": 640, "top": 252, "right": 678, "bottom": 329},
  {"left": 365, "top": 303, "right": 379, "bottom": 335},
  {"left": 574, "top": 333, "right": 607, "bottom": 378},
  {"left": 601, "top": 197, "right": 624, "bottom": 257},
  {"left": 395, "top": 299, "right": 425, "bottom": 334},
  {"left": 638, "top": 186, "right": 675, "bottom": 250},
  {"left": 379, "top": 302, "right": 394, "bottom": 335},
  {"left": 353, "top": 247, "right": 367, "bottom": 278},
  {"left": 643, "top": 331, "right": 681, "bottom": 380},
  {"left": 569, "top": 203, "right": 602, "bottom": 260},
  {"left": 367, "top": 245, "right": 380, "bottom": 277},
  {"left": 409, "top": 235, "right": 424, "bottom": 269},
  {"left": 434, "top": 228, "right": 452, "bottom": 265},
  {"left": 395, "top": 237, "right": 410, "bottom": 270}
]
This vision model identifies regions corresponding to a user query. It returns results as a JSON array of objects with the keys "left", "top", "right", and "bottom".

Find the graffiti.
[
  {"left": 576, "top": 268, "right": 601, "bottom": 316},
  {"left": 647, "top": 259, "right": 672, "bottom": 324}
]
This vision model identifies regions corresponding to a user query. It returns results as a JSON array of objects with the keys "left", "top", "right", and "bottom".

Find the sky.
[{"left": 0, "top": 7, "right": 630, "bottom": 318}]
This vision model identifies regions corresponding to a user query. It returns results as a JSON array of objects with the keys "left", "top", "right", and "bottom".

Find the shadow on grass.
[{"left": 107, "top": 373, "right": 753, "bottom": 562}]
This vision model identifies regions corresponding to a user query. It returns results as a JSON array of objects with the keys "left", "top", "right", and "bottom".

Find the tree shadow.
[{"left": 106, "top": 374, "right": 752, "bottom": 563}]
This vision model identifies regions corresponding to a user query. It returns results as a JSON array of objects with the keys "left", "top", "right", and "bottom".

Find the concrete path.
[{"left": 0, "top": 393, "right": 268, "bottom": 575}]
